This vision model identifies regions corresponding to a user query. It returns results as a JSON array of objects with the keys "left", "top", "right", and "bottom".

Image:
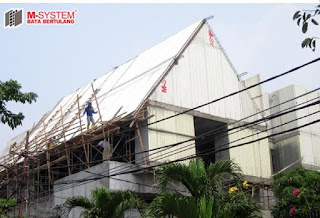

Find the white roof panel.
[{"left": 1, "top": 20, "right": 204, "bottom": 158}]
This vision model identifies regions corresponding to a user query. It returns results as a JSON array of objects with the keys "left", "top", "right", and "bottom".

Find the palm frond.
[
  {"left": 110, "top": 190, "right": 143, "bottom": 218},
  {"left": 91, "top": 187, "right": 111, "bottom": 215},
  {"left": 199, "top": 196, "right": 213, "bottom": 218},
  {"left": 61, "top": 196, "right": 93, "bottom": 218},
  {"left": 207, "top": 160, "right": 242, "bottom": 185},
  {"left": 148, "top": 192, "right": 199, "bottom": 218},
  {"left": 157, "top": 160, "right": 206, "bottom": 197}
]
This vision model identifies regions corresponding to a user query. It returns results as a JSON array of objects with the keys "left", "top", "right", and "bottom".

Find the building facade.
[{"left": 1, "top": 19, "right": 319, "bottom": 217}]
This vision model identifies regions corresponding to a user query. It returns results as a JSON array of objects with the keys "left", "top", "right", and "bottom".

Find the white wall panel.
[
  {"left": 150, "top": 22, "right": 262, "bottom": 124},
  {"left": 147, "top": 106, "right": 195, "bottom": 163},
  {"left": 228, "top": 126, "right": 272, "bottom": 178}
]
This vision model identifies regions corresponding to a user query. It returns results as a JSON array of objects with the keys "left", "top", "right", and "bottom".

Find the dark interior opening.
[{"left": 194, "top": 117, "right": 230, "bottom": 166}]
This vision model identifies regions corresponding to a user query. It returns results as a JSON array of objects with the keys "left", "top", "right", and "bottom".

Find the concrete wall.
[
  {"left": 272, "top": 134, "right": 301, "bottom": 172},
  {"left": 269, "top": 85, "right": 320, "bottom": 171},
  {"left": 294, "top": 85, "right": 320, "bottom": 169},
  {"left": 243, "top": 74, "right": 264, "bottom": 113},
  {"left": 20, "top": 161, "right": 155, "bottom": 218}
]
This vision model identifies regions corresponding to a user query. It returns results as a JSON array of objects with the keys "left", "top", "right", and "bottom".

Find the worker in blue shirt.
[{"left": 83, "top": 101, "right": 97, "bottom": 131}]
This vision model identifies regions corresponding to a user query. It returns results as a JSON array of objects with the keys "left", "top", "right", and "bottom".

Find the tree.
[
  {"left": 148, "top": 159, "right": 261, "bottom": 218},
  {"left": 0, "top": 198, "right": 17, "bottom": 218},
  {"left": 272, "top": 166, "right": 320, "bottom": 217},
  {"left": 293, "top": 5, "right": 320, "bottom": 51},
  {"left": 61, "top": 187, "right": 143, "bottom": 218},
  {"left": 0, "top": 80, "right": 37, "bottom": 130}
]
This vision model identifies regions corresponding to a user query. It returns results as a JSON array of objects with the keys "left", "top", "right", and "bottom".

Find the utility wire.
[
  {"left": 9, "top": 58, "right": 320, "bottom": 202},
  {"left": 30, "top": 106, "right": 319, "bottom": 197},
  {"left": 29, "top": 116, "right": 320, "bottom": 199},
  {"left": 140, "top": 57, "right": 320, "bottom": 129},
  {"left": 24, "top": 90, "right": 320, "bottom": 174},
  {"left": 108, "top": 118, "right": 320, "bottom": 177},
  {"left": 105, "top": 98, "right": 320, "bottom": 176},
  {"left": 10, "top": 58, "right": 320, "bottom": 173}
]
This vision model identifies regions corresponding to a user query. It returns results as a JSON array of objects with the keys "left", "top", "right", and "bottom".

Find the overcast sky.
[{"left": 0, "top": 3, "right": 319, "bottom": 149}]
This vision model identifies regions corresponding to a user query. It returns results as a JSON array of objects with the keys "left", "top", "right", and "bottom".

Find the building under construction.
[{"left": 0, "top": 19, "right": 319, "bottom": 217}]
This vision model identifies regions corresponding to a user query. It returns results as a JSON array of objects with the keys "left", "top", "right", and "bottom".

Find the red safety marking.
[
  {"left": 161, "top": 79, "right": 167, "bottom": 93},
  {"left": 209, "top": 30, "right": 214, "bottom": 47}
]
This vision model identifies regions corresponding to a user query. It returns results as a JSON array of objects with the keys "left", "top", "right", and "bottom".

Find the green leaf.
[
  {"left": 303, "top": 12, "right": 306, "bottom": 21},
  {"left": 312, "top": 40, "right": 316, "bottom": 51},
  {"left": 302, "top": 22, "right": 308, "bottom": 33},
  {"left": 297, "top": 18, "right": 302, "bottom": 26},
  {"left": 293, "top": 11, "right": 300, "bottom": 20},
  {"left": 307, "top": 14, "right": 311, "bottom": 20},
  {"left": 311, "top": 19, "right": 319, "bottom": 25},
  {"left": 302, "top": 38, "right": 311, "bottom": 48}
]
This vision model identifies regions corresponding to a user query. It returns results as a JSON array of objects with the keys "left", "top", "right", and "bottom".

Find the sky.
[{"left": 0, "top": 3, "right": 319, "bottom": 150}]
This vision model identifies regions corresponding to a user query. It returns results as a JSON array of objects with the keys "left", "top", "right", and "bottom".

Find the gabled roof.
[{"left": 1, "top": 19, "right": 205, "bottom": 157}]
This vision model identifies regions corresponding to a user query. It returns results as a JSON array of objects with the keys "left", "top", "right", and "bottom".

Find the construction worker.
[
  {"left": 9, "top": 142, "right": 17, "bottom": 156},
  {"left": 83, "top": 101, "right": 97, "bottom": 131},
  {"left": 97, "top": 140, "right": 110, "bottom": 160},
  {"left": 47, "top": 136, "right": 58, "bottom": 149}
]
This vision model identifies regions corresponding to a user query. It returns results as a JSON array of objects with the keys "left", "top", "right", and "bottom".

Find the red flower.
[
  {"left": 293, "top": 189, "right": 300, "bottom": 197},
  {"left": 290, "top": 207, "right": 296, "bottom": 215}
]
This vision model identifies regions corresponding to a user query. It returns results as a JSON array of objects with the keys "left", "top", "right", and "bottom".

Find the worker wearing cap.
[{"left": 83, "top": 101, "right": 97, "bottom": 131}]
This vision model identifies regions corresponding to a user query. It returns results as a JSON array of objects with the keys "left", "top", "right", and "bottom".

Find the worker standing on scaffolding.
[{"left": 83, "top": 101, "right": 97, "bottom": 131}]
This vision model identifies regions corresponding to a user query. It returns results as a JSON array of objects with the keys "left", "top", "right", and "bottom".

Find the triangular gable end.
[{"left": 150, "top": 21, "right": 263, "bottom": 124}]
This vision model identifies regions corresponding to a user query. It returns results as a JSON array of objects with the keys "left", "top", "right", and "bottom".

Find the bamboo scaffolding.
[
  {"left": 19, "top": 131, "right": 29, "bottom": 218},
  {"left": 91, "top": 83, "right": 109, "bottom": 160},
  {"left": 136, "top": 122, "right": 148, "bottom": 165},
  {"left": 60, "top": 106, "right": 71, "bottom": 175},
  {"left": 77, "top": 94, "right": 90, "bottom": 168}
]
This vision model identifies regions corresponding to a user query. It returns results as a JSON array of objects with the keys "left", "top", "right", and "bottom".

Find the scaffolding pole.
[
  {"left": 19, "top": 131, "right": 29, "bottom": 218},
  {"left": 91, "top": 83, "right": 109, "bottom": 160},
  {"left": 136, "top": 122, "right": 147, "bottom": 165},
  {"left": 60, "top": 106, "right": 71, "bottom": 175},
  {"left": 41, "top": 120, "right": 51, "bottom": 202},
  {"left": 77, "top": 94, "right": 90, "bottom": 168}
]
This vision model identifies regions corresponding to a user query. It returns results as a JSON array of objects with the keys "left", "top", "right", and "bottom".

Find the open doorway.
[{"left": 194, "top": 117, "right": 230, "bottom": 165}]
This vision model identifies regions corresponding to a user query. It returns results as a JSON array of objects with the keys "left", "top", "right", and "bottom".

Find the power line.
[
  {"left": 11, "top": 59, "right": 320, "bottom": 174},
  {"left": 31, "top": 106, "right": 319, "bottom": 197},
  {"left": 30, "top": 115, "right": 320, "bottom": 199},
  {"left": 22, "top": 93, "right": 317, "bottom": 177},
  {"left": 141, "top": 57, "right": 320, "bottom": 129},
  {"left": 12, "top": 92, "right": 320, "bottom": 204},
  {"left": 108, "top": 118, "right": 320, "bottom": 177},
  {"left": 105, "top": 98, "right": 320, "bottom": 176},
  {"left": 24, "top": 91, "right": 320, "bottom": 174},
  {"left": 9, "top": 58, "right": 320, "bottom": 203}
]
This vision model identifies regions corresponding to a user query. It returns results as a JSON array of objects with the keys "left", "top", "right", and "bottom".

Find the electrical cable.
[
  {"left": 24, "top": 91, "right": 320, "bottom": 173},
  {"left": 30, "top": 105, "right": 320, "bottom": 197},
  {"left": 7, "top": 58, "right": 320, "bottom": 204}
]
